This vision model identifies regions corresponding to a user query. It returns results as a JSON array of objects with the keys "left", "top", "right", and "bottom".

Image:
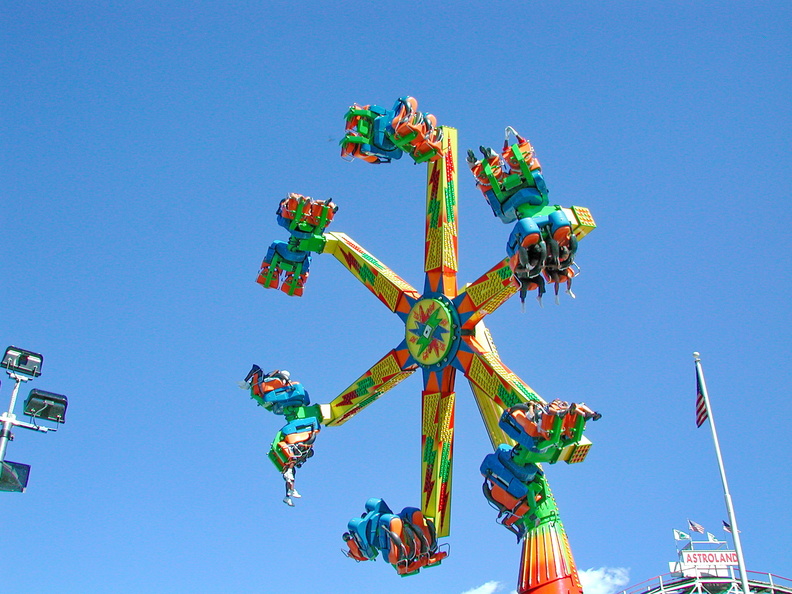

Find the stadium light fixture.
[
  {"left": 23, "top": 389, "right": 68, "bottom": 424},
  {"left": 0, "top": 346, "right": 66, "bottom": 493},
  {"left": 2, "top": 346, "right": 43, "bottom": 378}
]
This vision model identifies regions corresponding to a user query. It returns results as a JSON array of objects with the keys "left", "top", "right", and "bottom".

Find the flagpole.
[{"left": 693, "top": 352, "right": 751, "bottom": 594}]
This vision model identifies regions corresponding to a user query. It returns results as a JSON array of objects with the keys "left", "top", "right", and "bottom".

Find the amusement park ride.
[{"left": 241, "top": 96, "right": 600, "bottom": 594}]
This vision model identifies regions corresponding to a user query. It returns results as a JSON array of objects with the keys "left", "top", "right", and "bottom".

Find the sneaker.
[
  {"left": 288, "top": 489, "right": 301, "bottom": 498},
  {"left": 283, "top": 497, "right": 294, "bottom": 507}
]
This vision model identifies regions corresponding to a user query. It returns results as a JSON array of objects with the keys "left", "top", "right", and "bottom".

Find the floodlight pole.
[
  {"left": 0, "top": 372, "right": 51, "bottom": 465},
  {"left": 0, "top": 374, "right": 28, "bottom": 463}
]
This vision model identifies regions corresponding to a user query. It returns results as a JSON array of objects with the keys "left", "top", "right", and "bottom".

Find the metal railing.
[{"left": 619, "top": 571, "right": 792, "bottom": 594}]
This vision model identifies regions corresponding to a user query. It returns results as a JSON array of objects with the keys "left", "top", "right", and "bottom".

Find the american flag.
[
  {"left": 696, "top": 373, "right": 709, "bottom": 427},
  {"left": 688, "top": 519, "right": 705, "bottom": 534},
  {"left": 723, "top": 520, "right": 740, "bottom": 533}
]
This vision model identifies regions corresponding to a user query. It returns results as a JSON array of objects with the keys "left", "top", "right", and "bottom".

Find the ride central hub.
[{"left": 405, "top": 296, "right": 461, "bottom": 370}]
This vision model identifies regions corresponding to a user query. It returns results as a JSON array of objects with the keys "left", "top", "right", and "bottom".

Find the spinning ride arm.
[
  {"left": 459, "top": 327, "right": 595, "bottom": 461},
  {"left": 324, "top": 347, "right": 418, "bottom": 427},
  {"left": 424, "top": 126, "right": 459, "bottom": 297},
  {"left": 459, "top": 327, "right": 544, "bottom": 410},
  {"left": 420, "top": 366, "right": 456, "bottom": 538},
  {"left": 460, "top": 324, "right": 521, "bottom": 449},
  {"left": 322, "top": 232, "right": 420, "bottom": 318},
  {"left": 455, "top": 257, "right": 521, "bottom": 331}
]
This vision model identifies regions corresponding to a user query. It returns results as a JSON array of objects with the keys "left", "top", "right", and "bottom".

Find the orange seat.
[
  {"left": 251, "top": 376, "right": 288, "bottom": 397},
  {"left": 275, "top": 440, "right": 312, "bottom": 464},
  {"left": 385, "top": 517, "right": 406, "bottom": 565},
  {"left": 509, "top": 409, "right": 542, "bottom": 439},
  {"left": 344, "top": 537, "right": 368, "bottom": 562},
  {"left": 543, "top": 267, "right": 575, "bottom": 284},
  {"left": 503, "top": 139, "right": 542, "bottom": 175},
  {"left": 283, "top": 431, "right": 311, "bottom": 445},
  {"left": 488, "top": 483, "right": 532, "bottom": 522}
]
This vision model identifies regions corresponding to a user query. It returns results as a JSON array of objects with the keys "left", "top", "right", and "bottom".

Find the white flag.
[
  {"left": 707, "top": 532, "right": 718, "bottom": 542},
  {"left": 674, "top": 529, "right": 691, "bottom": 541}
]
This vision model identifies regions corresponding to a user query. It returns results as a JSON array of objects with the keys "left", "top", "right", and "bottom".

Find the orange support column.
[{"left": 517, "top": 479, "right": 582, "bottom": 594}]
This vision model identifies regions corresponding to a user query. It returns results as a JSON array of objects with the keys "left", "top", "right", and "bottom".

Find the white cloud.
[
  {"left": 462, "top": 567, "right": 629, "bottom": 594},
  {"left": 461, "top": 581, "right": 505, "bottom": 594},
  {"left": 579, "top": 567, "right": 631, "bottom": 594}
]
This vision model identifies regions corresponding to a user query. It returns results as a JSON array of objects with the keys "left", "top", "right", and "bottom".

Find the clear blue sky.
[{"left": 2, "top": 3, "right": 790, "bottom": 593}]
